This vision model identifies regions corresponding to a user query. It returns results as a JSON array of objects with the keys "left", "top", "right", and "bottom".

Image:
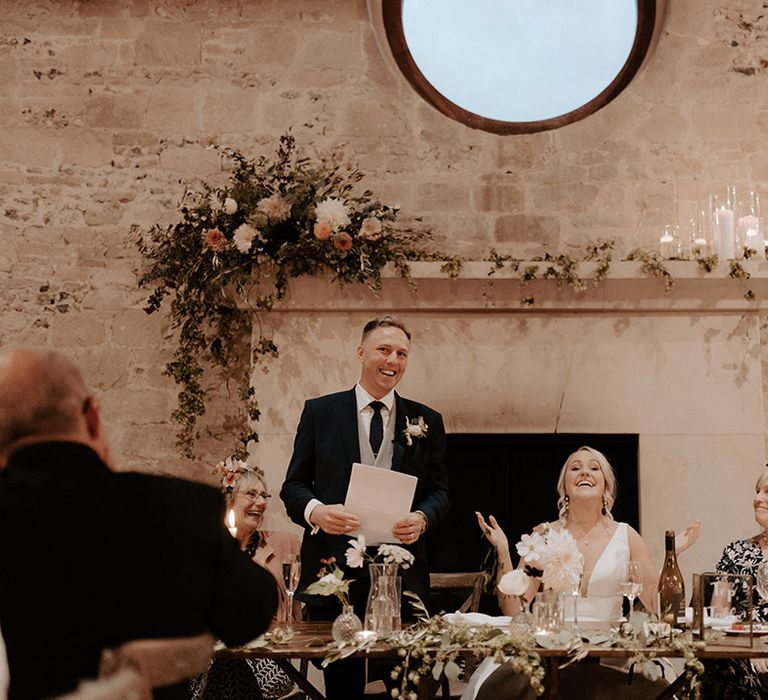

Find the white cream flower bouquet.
[
  {"left": 344, "top": 534, "right": 415, "bottom": 570},
  {"left": 499, "top": 524, "right": 583, "bottom": 596}
]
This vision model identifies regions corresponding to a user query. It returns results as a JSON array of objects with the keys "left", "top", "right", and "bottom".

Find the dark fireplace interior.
[{"left": 425, "top": 433, "right": 639, "bottom": 613}]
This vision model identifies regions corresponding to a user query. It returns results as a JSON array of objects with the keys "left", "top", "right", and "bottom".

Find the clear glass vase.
[
  {"left": 364, "top": 563, "right": 400, "bottom": 634},
  {"left": 533, "top": 589, "right": 563, "bottom": 638},
  {"left": 331, "top": 604, "right": 363, "bottom": 643},
  {"left": 509, "top": 595, "right": 534, "bottom": 633}
]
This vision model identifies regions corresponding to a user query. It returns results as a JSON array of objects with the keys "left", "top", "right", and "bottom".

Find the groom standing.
[{"left": 281, "top": 315, "right": 450, "bottom": 699}]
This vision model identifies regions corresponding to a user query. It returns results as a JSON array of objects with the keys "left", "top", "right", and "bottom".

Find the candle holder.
[
  {"left": 709, "top": 186, "right": 737, "bottom": 260},
  {"left": 736, "top": 191, "right": 765, "bottom": 258},
  {"left": 659, "top": 224, "right": 681, "bottom": 259},
  {"left": 683, "top": 209, "right": 710, "bottom": 258}
]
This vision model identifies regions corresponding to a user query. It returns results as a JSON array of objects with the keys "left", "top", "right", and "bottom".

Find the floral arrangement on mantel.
[
  {"left": 135, "top": 133, "right": 433, "bottom": 457},
  {"left": 134, "top": 132, "right": 767, "bottom": 461}
]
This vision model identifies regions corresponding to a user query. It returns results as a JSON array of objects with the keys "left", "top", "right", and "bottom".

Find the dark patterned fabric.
[
  {"left": 192, "top": 657, "right": 293, "bottom": 699},
  {"left": 244, "top": 530, "right": 262, "bottom": 559},
  {"left": 700, "top": 537, "right": 768, "bottom": 699}
]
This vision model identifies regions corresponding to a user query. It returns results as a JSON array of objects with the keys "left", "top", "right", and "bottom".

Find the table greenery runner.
[
  {"left": 134, "top": 132, "right": 767, "bottom": 460},
  {"left": 306, "top": 534, "right": 705, "bottom": 698},
  {"left": 319, "top": 606, "right": 706, "bottom": 699}
]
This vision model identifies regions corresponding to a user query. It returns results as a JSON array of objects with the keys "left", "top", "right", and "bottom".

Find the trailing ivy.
[{"left": 136, "top": 134, "right": 433, "bottom": 457}]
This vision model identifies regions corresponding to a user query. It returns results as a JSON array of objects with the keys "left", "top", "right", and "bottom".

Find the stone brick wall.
[{"left": 1, "top": 0, "right": 766, "bottom": 482}]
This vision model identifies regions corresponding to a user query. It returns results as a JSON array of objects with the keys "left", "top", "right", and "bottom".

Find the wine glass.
[
  {"left": 567, "top": 573, "right": 583, "bottom": 634},
  {"left": 282, "top": 554, "right": 301, "bottom": 631},
  {"left": 619, "top": 561, "right": 643, "bottom": 617},
  {"left": 757, "top": 562, "right": 768, "bottom": 601}
]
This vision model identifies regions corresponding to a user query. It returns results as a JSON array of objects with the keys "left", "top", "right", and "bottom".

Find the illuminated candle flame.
[{"left": 227, "top": 508, "right": 238, "bottom": 538}]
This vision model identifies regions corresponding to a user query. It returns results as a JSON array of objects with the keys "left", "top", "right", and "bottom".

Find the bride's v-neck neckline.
[{"left": 581, "top": 522, "right": 623, "bottom": 597}]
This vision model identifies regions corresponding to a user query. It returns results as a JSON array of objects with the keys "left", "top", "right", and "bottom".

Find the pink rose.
[
  {"left": 333, "top": 231, "right": 353, "bottom": 251},
  {"left": 358, "top": 216, "right": 384, "bottom": 243},
  {"left": 314, "top": 222, "right": 333, "bottom": 241},
  {"left": 203, "top": 227, "right": 226, "bottom": 251}
]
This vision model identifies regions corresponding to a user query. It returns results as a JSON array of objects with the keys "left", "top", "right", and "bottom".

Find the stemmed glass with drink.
[
  {"left": 619, "top": 560, "right": 643, "bottom": 617},
  {"left": 282, "top": 554, "right": 301, "bottom": 631},
  {"left": 567, "top": 573, "right": 583, "bottom": 634},
  {"left": 757, "top": 562, "right": 768, "bottom": 602}
]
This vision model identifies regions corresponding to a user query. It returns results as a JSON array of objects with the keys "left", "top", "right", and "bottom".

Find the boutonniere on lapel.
[{"left": 403, "top": 416, "right": 429, "bottom": 446}]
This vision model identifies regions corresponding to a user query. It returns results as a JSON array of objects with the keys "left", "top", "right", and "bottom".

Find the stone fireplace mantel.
[
  {"left": 261, "top": 260, "right": 768, "bottom": 312},
  {"left": 250, "top": 261, "right": 768, "bottom": 588}
]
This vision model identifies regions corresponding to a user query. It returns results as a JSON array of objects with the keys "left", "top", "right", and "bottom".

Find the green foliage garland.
[
  {"left": 134, "top": 133, "right": 767, "bottom": 461},
  {"left": 135, "top": 134, "right": 432, "bottom": 457}
]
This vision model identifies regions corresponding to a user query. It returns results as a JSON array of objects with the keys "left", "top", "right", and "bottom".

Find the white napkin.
[
  {"left": 442, "top": 612, "right": 512, "bottom": 628},
  {"left": 683, "top": 607, "right": 739, "bottom": 628}
]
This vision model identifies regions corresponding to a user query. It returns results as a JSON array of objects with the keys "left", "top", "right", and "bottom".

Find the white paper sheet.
[{"left": 344, "top": 463, "right": 418, "bottom": 545}]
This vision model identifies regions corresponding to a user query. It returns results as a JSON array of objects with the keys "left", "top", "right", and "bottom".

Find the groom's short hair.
[{"left": 361, "top": 315, "right": 411, "bottom": 342}]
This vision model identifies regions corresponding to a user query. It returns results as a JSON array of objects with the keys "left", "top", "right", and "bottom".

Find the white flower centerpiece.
[
  {"left": 499, "top": 525, "right": 583, "bottom": 634},
  {"left": 345, "top": 534, "right": 415, "bottom": 570},
  {"left": 304, "top": 557, "right": 363, "bottom": 643},
  {"left": 346, "top": 534, "right": 414, "bottom": 635},
  {"left": 304, "top": 557, "right": 354, "bottom": 607}
]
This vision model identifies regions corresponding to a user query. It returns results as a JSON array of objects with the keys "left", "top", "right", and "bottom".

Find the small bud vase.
[
  {"left": 332, "top": 604, "right": 363, "bottom": 643},
  {"left": 509, "top": 595, "right": 534, "bottom": 633}
]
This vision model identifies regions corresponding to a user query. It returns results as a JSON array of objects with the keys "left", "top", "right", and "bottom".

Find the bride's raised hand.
[
  {"left": 476, "top": 511, "right": 509, "bottom": 554},
  {"left": 675, "top": 519, "right": 702, "bottom": 555}
]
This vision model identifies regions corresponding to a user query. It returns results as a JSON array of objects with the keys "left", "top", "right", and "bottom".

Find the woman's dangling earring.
[
  {"left": 564, "top": 494, "right": 570, "bottom": 518},
  {"left": 601, "top": 496, "right": 608, "bottom": 516}
]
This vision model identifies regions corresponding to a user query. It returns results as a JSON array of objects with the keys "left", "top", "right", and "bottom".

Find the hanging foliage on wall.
[
  {"left": 135, "top": 133, "right": 764, "bottom": 461},
  {"left": 135, "top": 133, "right": 433, "bottom": 458}
]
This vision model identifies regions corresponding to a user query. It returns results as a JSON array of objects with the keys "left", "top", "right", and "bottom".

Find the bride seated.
[{"left": 462, "top": 445, "right": 700, "bottom": 700}]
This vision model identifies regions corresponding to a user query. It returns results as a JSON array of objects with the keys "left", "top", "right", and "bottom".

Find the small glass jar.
[
  {"left": 533, "top": 589, "right": 563, "bottom": 638},
  {"left": 332, "top": 604, "right": 363, "bottom": 643},
  {"left": 659, "top": 224, "right": 681, "bottom": 259}
]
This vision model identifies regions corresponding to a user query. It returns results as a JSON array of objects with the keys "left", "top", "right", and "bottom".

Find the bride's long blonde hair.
[{"left": 556, "top": 446, "right": 618, "bottom": 523}]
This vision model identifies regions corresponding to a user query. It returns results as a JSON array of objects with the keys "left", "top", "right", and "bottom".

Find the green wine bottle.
[{"left": 658, "top": 530, "right": 685, "bottom": 626}]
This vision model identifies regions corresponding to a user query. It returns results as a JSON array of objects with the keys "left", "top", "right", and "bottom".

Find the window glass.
[{"left": 391, "top": 0, "right": 644, "bottom": 130}]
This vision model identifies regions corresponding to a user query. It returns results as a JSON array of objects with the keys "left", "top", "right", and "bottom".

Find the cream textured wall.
[{"left": 2, "top": 0, "right": 768, "bottom": 572}]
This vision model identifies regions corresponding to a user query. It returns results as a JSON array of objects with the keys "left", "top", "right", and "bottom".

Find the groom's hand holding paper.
[
  {"left": 344, "top": 463, "right": 418, "bottom": 545},
  {"left": 309, "top": 503, "right": 360, "bottom": 535}
]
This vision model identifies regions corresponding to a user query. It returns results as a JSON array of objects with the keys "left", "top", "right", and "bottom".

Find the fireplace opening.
[{"left": 425, "top": 433, "right": 639, "bottom": 612}]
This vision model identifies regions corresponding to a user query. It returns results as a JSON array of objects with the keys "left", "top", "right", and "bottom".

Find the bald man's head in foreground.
[{"left": 0, "top": 348, "right": 109, "bottom": 468}]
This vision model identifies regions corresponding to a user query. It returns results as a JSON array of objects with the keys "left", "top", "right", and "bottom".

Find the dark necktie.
[{"left": 369, "top": 401, "right": 385, "bottom": 456}]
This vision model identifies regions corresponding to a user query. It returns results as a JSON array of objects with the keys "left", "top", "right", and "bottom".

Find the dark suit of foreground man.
[
  {"left": 281, "top": 316, "right": 450, "bottom": 699},
  {"left": 0, "top": 348, "right": 278, "bottom": 700}
]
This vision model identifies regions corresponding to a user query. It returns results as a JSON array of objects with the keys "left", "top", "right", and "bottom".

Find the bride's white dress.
[{"left": 460, "top": 523, "right": 630, "bottom": 700}]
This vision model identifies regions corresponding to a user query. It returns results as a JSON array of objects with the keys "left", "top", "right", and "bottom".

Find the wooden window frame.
[{"left": 381, "top": 0, "right": 663, "bottom": 134}]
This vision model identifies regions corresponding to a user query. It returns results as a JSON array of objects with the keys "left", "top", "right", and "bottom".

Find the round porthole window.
[{"left": 380, "top": 0, "right": 660, "bottom": 134}]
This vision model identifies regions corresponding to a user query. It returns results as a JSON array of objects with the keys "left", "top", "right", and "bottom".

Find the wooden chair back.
[
  {"left": 99, "top": 633, "right": 214, "bottom": 691},
  {"left": 429, "top": 571, "right": 489, "bottom": 614},
  {"left": 55, "top": 667, "right": 150, "bottom": 700},
  {"left": 429, "top": 572, "right": 490, "bottom": 700}
]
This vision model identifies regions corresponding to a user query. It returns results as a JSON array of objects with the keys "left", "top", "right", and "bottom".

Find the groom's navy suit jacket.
[{"left": 280, "top": 388, "right": 450, "bottom": 609}]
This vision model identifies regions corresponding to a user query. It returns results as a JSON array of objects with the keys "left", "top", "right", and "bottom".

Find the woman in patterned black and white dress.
[
  {"left": 194, "top": 462, "right": 301, "bottom": 700},
  {"left": 700, "top": 469, "right": 768, "bottom": 699}
]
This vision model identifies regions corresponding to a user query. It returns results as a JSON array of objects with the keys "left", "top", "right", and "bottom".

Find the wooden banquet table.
[{"left": 216, "top": 621, "right": 768, "bottom": 700}]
